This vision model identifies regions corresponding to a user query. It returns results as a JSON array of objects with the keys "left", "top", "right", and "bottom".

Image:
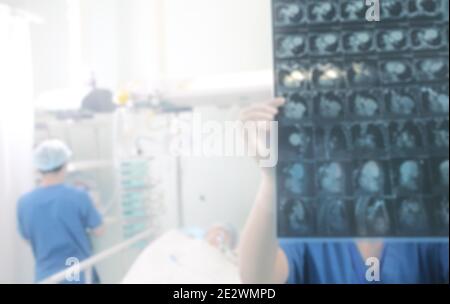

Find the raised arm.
[{"left": 237, "top": 99, "right": 289, "bottom": 284}]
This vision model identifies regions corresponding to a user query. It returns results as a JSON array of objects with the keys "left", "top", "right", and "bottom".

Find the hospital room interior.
[{"left": 0, "top": 0, "right": 449, "bottom": 285}]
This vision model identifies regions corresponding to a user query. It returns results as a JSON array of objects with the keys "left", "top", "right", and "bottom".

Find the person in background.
[
  {"left": 183, "top": 223, "right": 239, "bottom": 266},
  {"left": 238, "top": 98, "right": 449, "bottom": 284},
  {"left": 204, "top": 223, "right": 238, "bottom": 252},
  {"left": 17, "top": 140, "right": 104, "bottom": 283},
  {"left": 184, "top": 223, "right": 238, "bottom": 253}
]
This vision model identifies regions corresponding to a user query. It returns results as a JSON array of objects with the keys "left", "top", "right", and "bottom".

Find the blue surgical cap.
[{"left": 34, "top": 140, "right": 72, "bottom": 172}]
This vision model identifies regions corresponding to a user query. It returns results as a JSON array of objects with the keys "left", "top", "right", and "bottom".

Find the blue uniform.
[
  {"left": 17, "top": 184, "right": 102, "bottom": 283},
  {"left": 280, "top": 241, "right": 449, "bottom": 284}
]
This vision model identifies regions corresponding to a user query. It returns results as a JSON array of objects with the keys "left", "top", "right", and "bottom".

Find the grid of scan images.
[{"left": 273, "top": 0, "right": 449, "bottom": 238}]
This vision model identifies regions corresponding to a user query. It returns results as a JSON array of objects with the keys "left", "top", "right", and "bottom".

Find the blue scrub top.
[
  {"left": 280, "top": 241, "right": 449, "bottom": 284},
  {"left": 17, "top": 184, "right": 102, "bottom": 283}
]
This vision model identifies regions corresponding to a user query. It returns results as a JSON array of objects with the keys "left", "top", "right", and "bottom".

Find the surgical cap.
[{"left": 34, "top": 140, "right": 72, "bottom": 172}]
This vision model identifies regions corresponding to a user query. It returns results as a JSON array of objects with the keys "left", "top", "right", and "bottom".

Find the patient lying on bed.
[{"left": 121, "top": 224, "right": 240, "bottom": 284}]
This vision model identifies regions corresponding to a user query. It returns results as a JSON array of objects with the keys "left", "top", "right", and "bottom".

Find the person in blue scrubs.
[
  {"left": 238, "top": 99, "right": 449, "bottom": 284},
  {"left": 17, "top": 140, "right": 104, "bottom": 283}
]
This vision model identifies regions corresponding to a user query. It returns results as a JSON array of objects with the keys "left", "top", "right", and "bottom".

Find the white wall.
[
  {"left": 78, "top": 0, "right": 120, "bottom": 89},
  {"left": 162, "top": 0, "right": 272, "bottom": 80},
  {"left": 0, "top": 0, "right": 70, "bottom": 98},
  {"left": 159, "top": 0, "right": 272, "bottom": 229},
  {"left": 79, "top": 0, "right": 273, "bottom": 88},
  {"left": 1, "top": 0, "right": 273, "bottom": 96},
  {"left": 0, "top": 3, "right": 35, "bottom": 283},
  {"left": 179, "top": 106, "right": 262, "bottom": 230},
  {"left": 116, "top": 0, "right": 165, "bottom": 89}
]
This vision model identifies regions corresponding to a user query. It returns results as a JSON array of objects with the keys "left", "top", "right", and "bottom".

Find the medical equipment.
[
  {"left": 273, "top": 0, "right": 449, "bottom": 239},
  {"left": 118, "top": 157, "right": 165, "bottom": 250},
  {"left": 34, "top": 107, "right": 187, "bottom": 282}
]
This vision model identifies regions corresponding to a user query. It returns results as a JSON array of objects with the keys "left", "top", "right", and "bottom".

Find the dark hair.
[{"left": 39, "top": 164, "right": 65, "bottom": 175}]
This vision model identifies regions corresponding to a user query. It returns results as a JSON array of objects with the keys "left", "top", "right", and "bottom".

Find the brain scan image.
[
  {"left": 308, "top": 1, "right": 337, "bottom": 23},
  {"left": 315, "top": 128, "right": 326, "bottom": 157},
  {"left": 317, "top": 93, "right": 343, "bottom": 118},
  {"left": 398, "top": 160, "right": 421, "bottom": 192},
  {"left": 431, "top": 122, "right": 449, "bottom": 148},
  {"left": 272, "top": 0, "right": 449, "bottom": 239},
  {"left": 435, "top": 197, "right": 449, "bottom": 233},
  {"left": 277, "top": 35, "right": 307, "bottom": 58},
  {"left": 347, "top": 62, "right": 378, "bottom": 87},
  {"left": 355, "top": 197, "right": 391, "bottom": 236},
  {"left": 275, "top": 3, "right": 303, "bottom": 25},
  {"left": 281, "top": 126, "right": 312, "bottom": 157},
  {"left": 352, "top": 93, "right": 379, "bottom": 117},
  {"left": 433, "top": 129, "right": 449, "bottom": 148},
  {"left": 397, "top": 199, "right": 429, "bottom": 235},
  {"left": 283, "top": 94, "right": 308, "bottom": 120},
  {"left": 381, "top": 60, "right": 413, "bottom": 83},
  {"left": 353, "top": 125, "right": 384, "bottom": 150},
  {"left": 341, "top": 0, "right": 366, "bottom": 21},
  {"left": 357, "top": 161, "right": 384, "bottom": 193},
  {"left": 318, "top": 162, "right": 345, "bottom": 194},
  {"left": 310, "top": 33, "right": 339, "bottom": 54},
  {"left": 279, "top": 63, "right": 309, "bottom": 89},
  {"left": 388, "top": 91, "right": 416, "bottom": 115},
  {"left": 378, "top": 30, "right": 408, "bottom": 51},
  {"left": 409, "top": 0, "right": 442, "bottom": 16},
  {"left": 312, "top": 63, "right": 342, "bottom": 89},
  {"left": 412, "top": 27, "right": 443, "bottom": 49},
  {"left": 283, "top": 163, "right": 309, "bottom": 195},
  {"left": 391, "top": 123, "right": 422, "bottom": 149},
  {"left": 422, "top": 87, "right": 449, "bottom": 114},
  {"left": 343, "top": 31, "right": 373, "bottom": 53},
  {"left": 318, "top": 199, "right": 351, "bottom": 236},
  {"left": 439, "top": 160, "right": 449, "bottom": 187},
  {"left": 417, "top": 58, "right": 448, "bottom": 80},
  {"left": 328, "top": 127, "right": 348, "bottom": 153},
  {"left": 283, "top": 198, "right": 314, "bottom": 236},
  {"left": 380, "top": 0, "right": 404, "bottom": 18}
]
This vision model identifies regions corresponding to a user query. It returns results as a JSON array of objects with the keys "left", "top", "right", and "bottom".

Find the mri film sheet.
[{"left": 273, "top": 0, "right": 449, "bottom": 239}]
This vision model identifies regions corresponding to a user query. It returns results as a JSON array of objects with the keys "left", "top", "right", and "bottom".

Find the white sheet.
[{"left": 121, "top": 230, "right": 241, "bottom": 284}]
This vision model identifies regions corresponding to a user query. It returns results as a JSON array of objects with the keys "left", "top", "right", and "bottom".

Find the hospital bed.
[
  {"left": 40, "top": 229, "right": 241, "bottom": 284},
  {"left": 122, "top": 230, "right": 240, "bottom": 284}
]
